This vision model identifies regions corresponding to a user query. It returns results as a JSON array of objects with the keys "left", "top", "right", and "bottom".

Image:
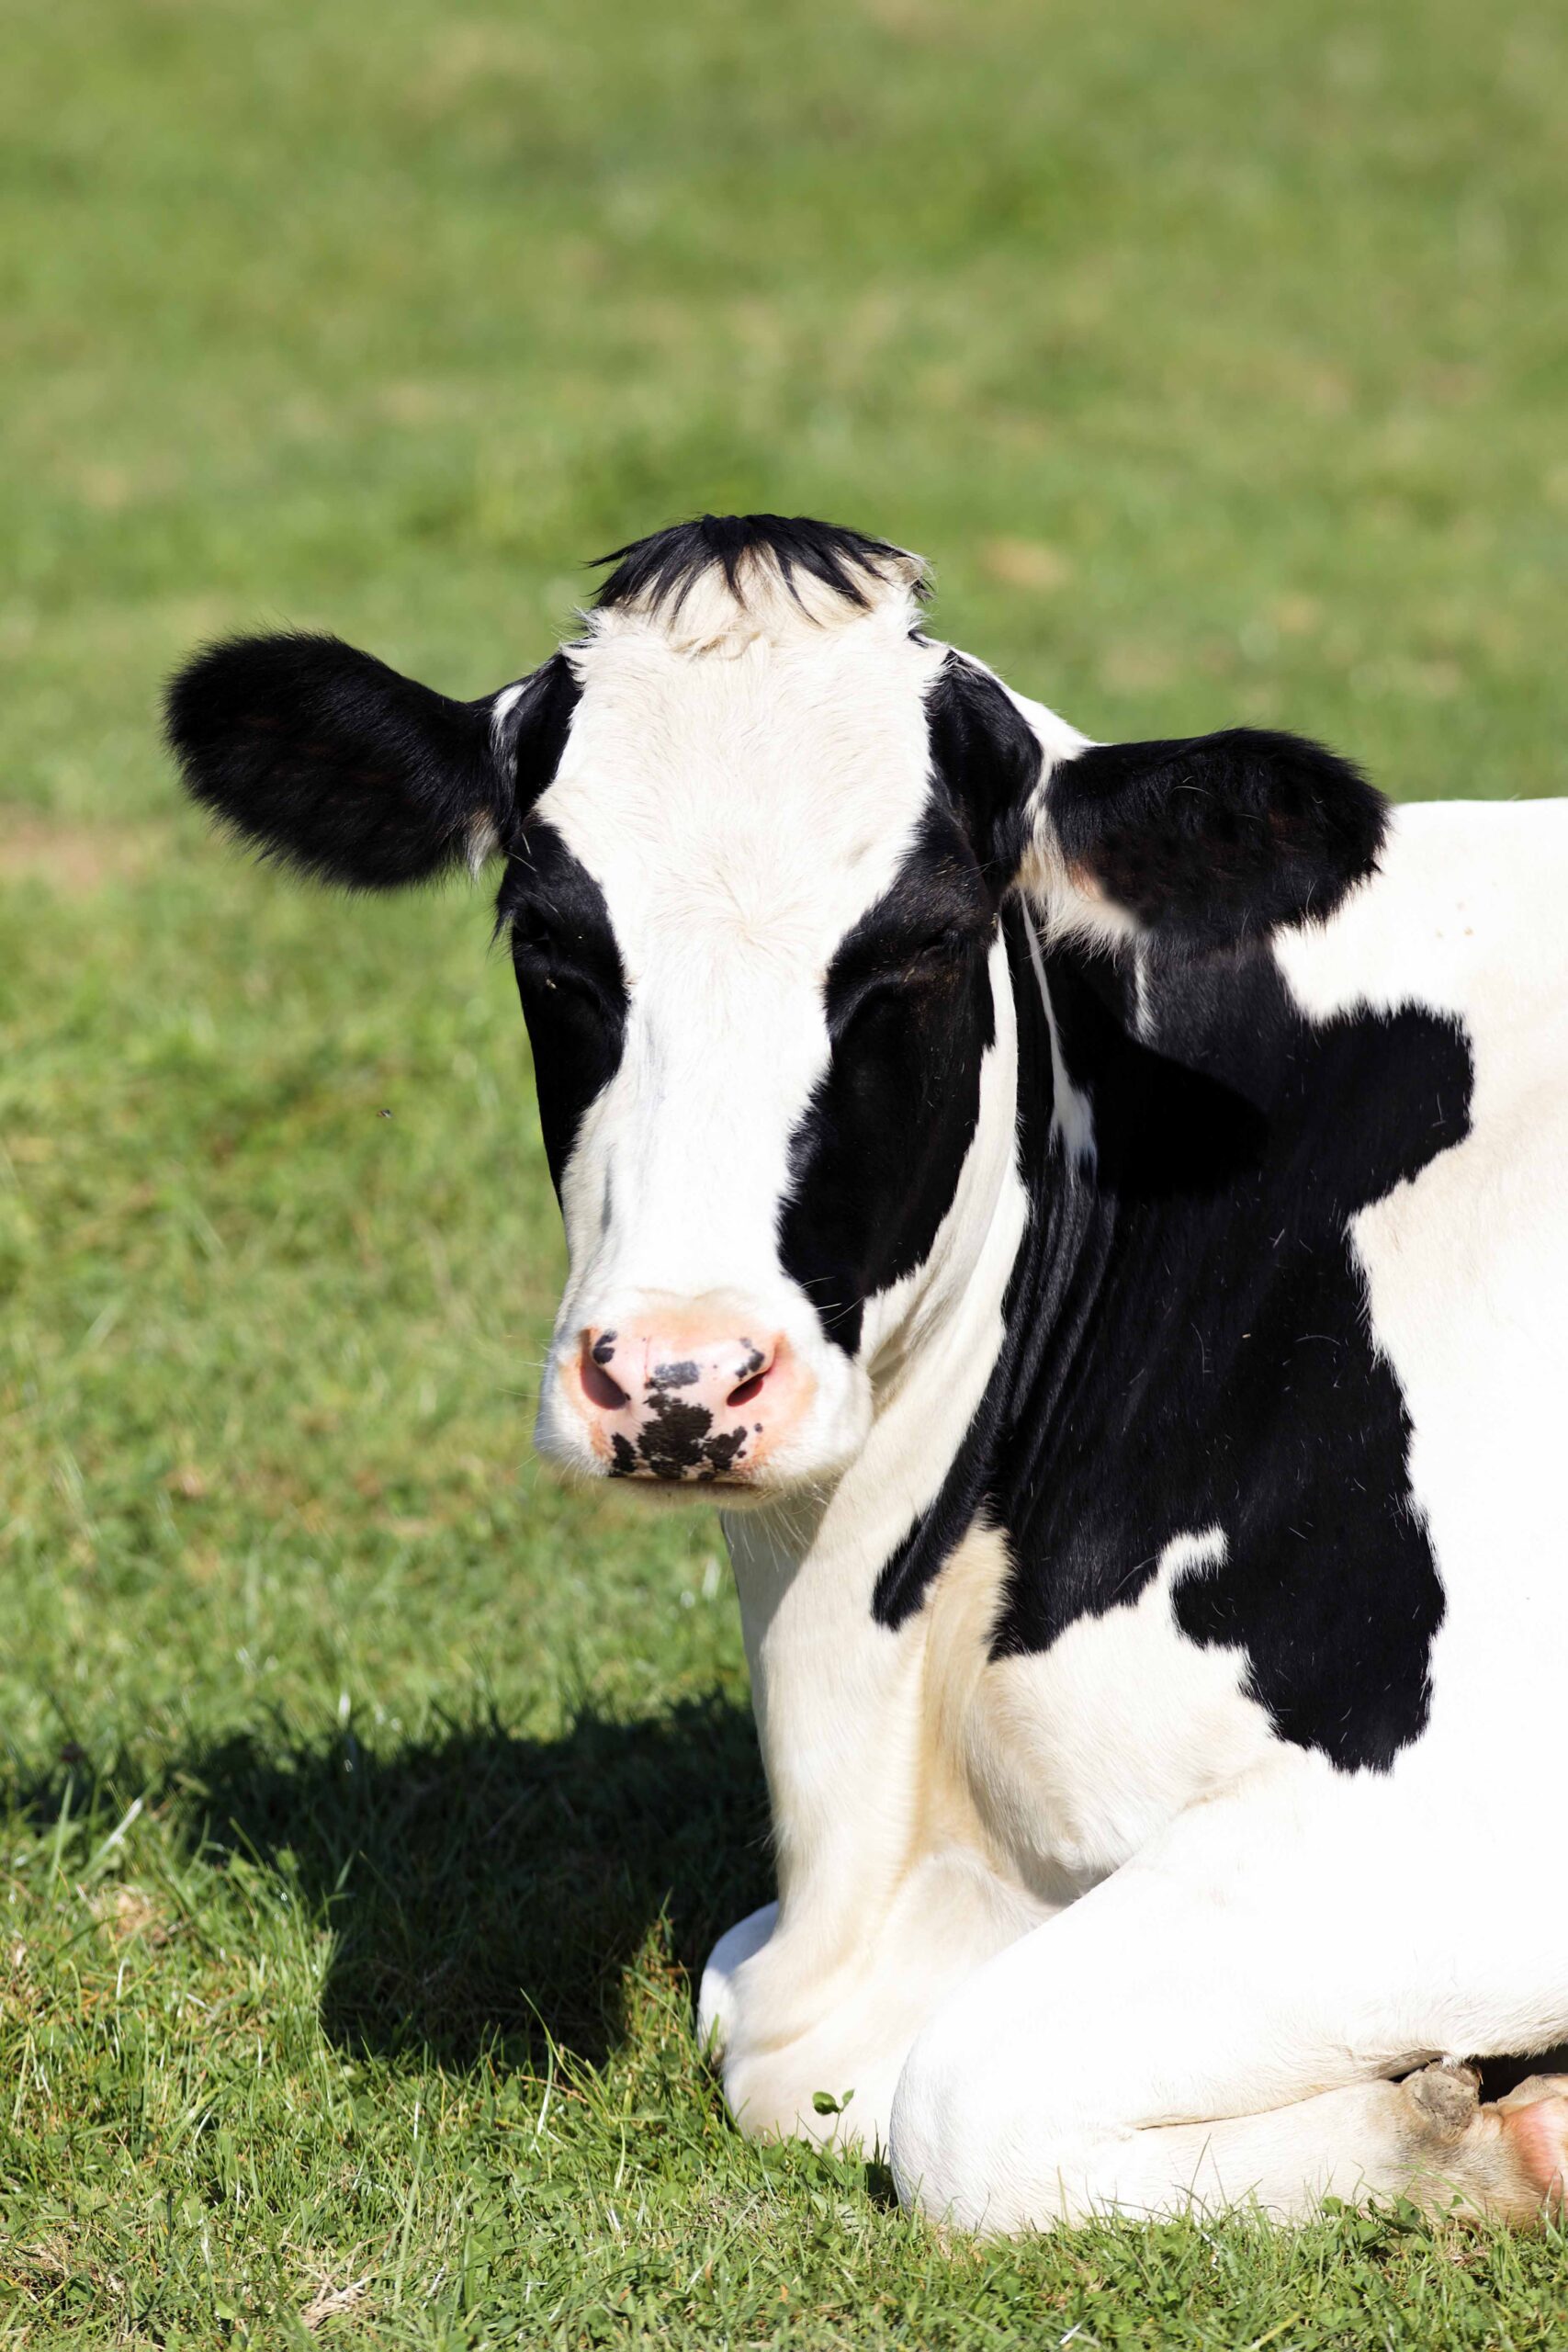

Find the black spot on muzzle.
[{"left": 609, "top": 1382, "right": 753, "bottom": 1484}]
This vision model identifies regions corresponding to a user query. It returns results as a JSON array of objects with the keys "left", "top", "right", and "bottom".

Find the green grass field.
[{"left": 4, "top": 0, "right": 1567, "bottom": 2340}]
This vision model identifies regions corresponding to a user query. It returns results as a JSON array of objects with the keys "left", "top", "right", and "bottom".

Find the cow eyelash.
[
  {"left": 510, "top": 913, "right": 618, "bottom": 997},
  {"left": 875, "top": 924, "right": 986, "bottom": 977},
  {"left": 830, "top": 926, "right": 987, "bottom": 1030},
  {"left": 908, "top": 926, "right": 976, "bottom": 963},
  {"left": 512, "top": 910, "right": 590, "bottom": 959}
]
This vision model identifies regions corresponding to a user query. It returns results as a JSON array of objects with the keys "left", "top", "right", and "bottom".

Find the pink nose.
[{"left": 566, "top": 1319, "right": 802, "bottom": 1483}]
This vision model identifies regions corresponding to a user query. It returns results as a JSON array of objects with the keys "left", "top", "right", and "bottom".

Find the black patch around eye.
[
  {"left": 499, "top": 821, "right": 628, "bottom": 1195},
  {"left": 780, "top": 804, "right": 997, "bottom": 1352}
]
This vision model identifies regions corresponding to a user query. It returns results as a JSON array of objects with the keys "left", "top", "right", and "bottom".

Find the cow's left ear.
[
  {"left": 1037, "top": 727, "right": 1387, "bottom": 949},
  {"left": 165, "top": 633, "right": 580, "bottom": 890}
]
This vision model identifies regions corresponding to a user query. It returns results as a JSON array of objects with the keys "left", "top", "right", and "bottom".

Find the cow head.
[{"left": 168, "top": 514, "right": 1382, "bottom": 1498}]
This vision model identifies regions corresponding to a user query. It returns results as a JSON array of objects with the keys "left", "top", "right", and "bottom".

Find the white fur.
[{"left": 963, "top": 1527, "right": 1277, "bottom": 1895}]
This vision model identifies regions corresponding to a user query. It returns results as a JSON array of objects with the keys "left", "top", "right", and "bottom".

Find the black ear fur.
[
  {"left": 1049, "top": 728, "right": 1386, "bottom": 948},
  {"left": 164, "top": 635, "right": 579, "bottom": 889},
  {"left": 925, "top": 654, "right": 1043, "bottom": 889}
]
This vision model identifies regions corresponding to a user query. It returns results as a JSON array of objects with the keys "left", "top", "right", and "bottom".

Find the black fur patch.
[
  {"left": 592, "top": 514, "right": 916, "bottom": 622},
  {"left": 497, "top": 820, "right": 628, "bottom": 1198},
  {"left": 1051, "top": 729, "right": 1386, "bottom": 949},
  {"left": 780, "top": 805, "right": 997, "bottom": 1354},
  {"left": 495, "top": 654, "right": 585, "bottom": 817},
  {"left": 165, "top": 635, "right": 581, "bottom": 890},
  {"left": 925, "top": 652, "right": 1044, "bottom": 885},
  {"left": 876, "top": 932, "right": 1472, "bottom": 1779},
  {"left": 870, "top": 901, "right": 1078, "bottom": 1623},
  {"left": 777, "top": 658, "right": 1045, "bottom": 1356}
]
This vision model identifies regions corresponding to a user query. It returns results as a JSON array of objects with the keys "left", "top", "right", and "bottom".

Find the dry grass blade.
[{"left": 299, "top": 2273, "right": 371, "bottom": 2330}]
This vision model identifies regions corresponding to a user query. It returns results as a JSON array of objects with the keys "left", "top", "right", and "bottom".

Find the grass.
[{"left": 3, "top": 0, "right": 1567, "bottom": 2339}]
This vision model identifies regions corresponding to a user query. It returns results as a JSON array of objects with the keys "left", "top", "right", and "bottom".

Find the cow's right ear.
[
  {"left": 1034, "top": 727, "right": 1386, "bottom": 951},
  {"left": 164, "top": 634, "right": 580, "bottom": 889}
]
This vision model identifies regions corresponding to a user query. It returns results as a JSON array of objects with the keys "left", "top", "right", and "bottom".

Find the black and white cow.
[{"left": 168, "top": 514, "right": 1568, "bottom": 2227}]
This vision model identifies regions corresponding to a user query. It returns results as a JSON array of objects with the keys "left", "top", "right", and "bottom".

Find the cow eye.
[
  {"left": 512, "top": 906, "right": 585, "bottom": 961},
  {"left": 511, "top": 908, "right": 564, "bottom": 957},
  {"left": 511, "top": 910, "right": 613, "bottom": 1001},
  {"left": 908, "top": 926, "right": 972, "bottom": 965},
  {"left": 829, "top": 921, "right": 987, "bottom": 1033},
  {"left": 888, "top": 923, "right": 988, "bottom": 979}
]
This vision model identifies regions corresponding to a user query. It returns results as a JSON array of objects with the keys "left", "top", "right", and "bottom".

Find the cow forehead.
[{"left": 532, "top": 612, "right": 950, "bottom": 972}]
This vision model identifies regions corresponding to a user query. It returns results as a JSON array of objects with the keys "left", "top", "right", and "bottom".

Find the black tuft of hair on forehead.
[{"left": 591, "top": 514, "right": 919, "bottom": 620}]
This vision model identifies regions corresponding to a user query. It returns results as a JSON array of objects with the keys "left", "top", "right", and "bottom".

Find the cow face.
[
  {"left": 504, "top": 562, "right": 1032, "bottom": 1496},
  {"left": 167, "top": 514, "right": 1383, "bottom": 1501}
]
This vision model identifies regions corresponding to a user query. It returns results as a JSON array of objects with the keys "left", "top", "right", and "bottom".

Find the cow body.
[
  {"left": 169, "top": 515, "right": 1568, "bottom": 2226},
  {"left": 705, "top": 791, "right": 1568, "bottom": 2220}
]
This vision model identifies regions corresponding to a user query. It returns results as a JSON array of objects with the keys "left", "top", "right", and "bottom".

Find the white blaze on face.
[{"left": 529, "top": 565, "right": 955, "bottom": 1487}]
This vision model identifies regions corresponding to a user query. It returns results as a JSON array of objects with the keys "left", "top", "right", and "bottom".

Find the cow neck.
[{"left": 718, "top": 904, "right": 1068, "bottom": 1988}]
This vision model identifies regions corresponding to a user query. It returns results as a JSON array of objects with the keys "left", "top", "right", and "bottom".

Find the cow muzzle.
[{"left": 552, "top": 1303, "right": 814, "bottom": 1487}]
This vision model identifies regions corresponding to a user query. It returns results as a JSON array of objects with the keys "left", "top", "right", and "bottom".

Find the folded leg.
[{"left": 889, "top": 1789, "right": 1568, "bottom": 2229}]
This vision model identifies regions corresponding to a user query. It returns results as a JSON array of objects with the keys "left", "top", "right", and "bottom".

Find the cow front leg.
[
  {"left": 696, "top": 1901, "right": 779, "bottom": 2055},
  {"left": 888, "top": 1791, "right": 1568, "bottom": 2230},
  {"left": 698, "top": 1853, "right": 1050, "bottom": 2149}
]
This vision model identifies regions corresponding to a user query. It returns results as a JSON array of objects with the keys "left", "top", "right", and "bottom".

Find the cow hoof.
[
  {"left": 1403, "top": 2060, "right": 1480, "bottom": 2140},
  {"left": 1400, "top": 2063, "right": 1568, "bottom": 2223}
]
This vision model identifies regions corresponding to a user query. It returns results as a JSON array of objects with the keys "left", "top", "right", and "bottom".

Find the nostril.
[
  {"left": 580, "top": 1339, "right": 630, "bottom": 1413},
  {"left": 726, "top": 1339, "right": 777, "bottom": 1411}
]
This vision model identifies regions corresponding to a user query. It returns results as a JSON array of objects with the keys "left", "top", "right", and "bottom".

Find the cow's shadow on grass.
[
  {"left": 15, "top": 1708, "right": 1568, "bottom": 2106},
  {"left": 176, "top": 1697, "right": 771, "bottom": 2070}
]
